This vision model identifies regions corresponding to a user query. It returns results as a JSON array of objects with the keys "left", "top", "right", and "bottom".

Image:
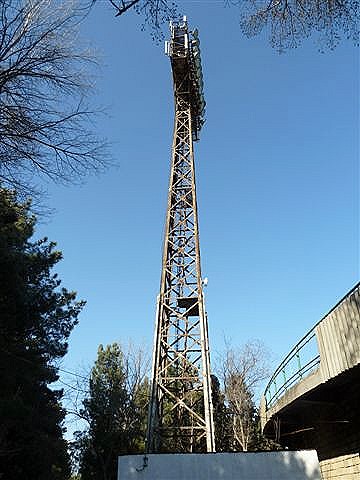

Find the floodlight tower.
[{"left": 146, "top": 17, "right": 215, "bottom": 453}]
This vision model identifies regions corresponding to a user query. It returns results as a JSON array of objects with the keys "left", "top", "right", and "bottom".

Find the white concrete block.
[{"left": 118, "top": 450, "right": 321, "bottom": 480}]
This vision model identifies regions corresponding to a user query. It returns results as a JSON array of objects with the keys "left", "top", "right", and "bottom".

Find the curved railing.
[
  {"left": 263, "top": 282, "right": 360, "bottom": 411},
  {"left": 264, "top": 327, "right": 320, "bottom": 410}
]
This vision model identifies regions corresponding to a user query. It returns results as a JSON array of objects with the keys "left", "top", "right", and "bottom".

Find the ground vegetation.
[{"left": 69, "top": 340, "right": 279, "bottom": 479}]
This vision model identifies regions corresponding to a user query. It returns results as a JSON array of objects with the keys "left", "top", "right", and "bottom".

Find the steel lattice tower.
[{"left": 146, "top": 17, "right": 215, "bottom": 454}]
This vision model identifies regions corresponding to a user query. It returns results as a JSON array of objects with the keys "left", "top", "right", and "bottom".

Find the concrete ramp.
[{"left": 118, "top": 451, "right": 321, "bottom": 480}]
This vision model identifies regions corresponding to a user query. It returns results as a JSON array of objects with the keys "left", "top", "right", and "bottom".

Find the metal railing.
[
  {"left": 264, "top": 327, "right": 320, "bottom": 410},
  {"left": 263, "top": 282, "right": 360, "bottom": 411}
]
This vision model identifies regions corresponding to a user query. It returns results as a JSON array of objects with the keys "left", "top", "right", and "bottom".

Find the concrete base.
[{"left": 118, "top": 451, "right": 321, "bottom": 480}]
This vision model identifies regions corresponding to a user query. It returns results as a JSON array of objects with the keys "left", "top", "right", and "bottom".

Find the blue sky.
[{"left": 36, "top": 3, "right": 359, "bottom": 387}]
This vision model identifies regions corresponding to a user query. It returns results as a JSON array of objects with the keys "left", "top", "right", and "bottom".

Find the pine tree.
[
  {"left": 211, "top": 374, "right": 232, "bottom": 452},
  {"left": 0, "top": 188, "right": 85, "bottom": 479},
  {"left": 76, "top": 343, "right": 148, "bottom": 480}
]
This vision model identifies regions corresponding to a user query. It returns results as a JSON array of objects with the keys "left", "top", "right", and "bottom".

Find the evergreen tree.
[
  {"left": 0, "top": 188, "right": 85, "bottom": 479},
  {"left": 76, "top": 343, "right": 148, "bottom": 480},
  {"left": 211, "top": 374, "right": 232, "bottom": 452}
]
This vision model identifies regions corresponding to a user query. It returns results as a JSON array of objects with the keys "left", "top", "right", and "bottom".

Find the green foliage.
[
  {"left": 0, "top": 188, "right": 85, "bottom": 479},
  {"left": 74, "top": 343, "right": 148, "bottom": 480},
  {"left": 211, "top": 374, "right": 232, "bottom": 452},
  {"left": 70, "top": 341, "right": 278, "bottom": 471},
  {"left": 155, "top": 362, "right": 208, "bottom": 453},
  {"left": 252, "top": 411, "right": 281, "bottom": 451}
]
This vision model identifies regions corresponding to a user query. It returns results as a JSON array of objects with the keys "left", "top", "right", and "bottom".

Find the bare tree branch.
[
  {"left": 105, "top": 0, "right": 359, "bottom": 50},
  {"left": 101, "top": 0, "right": 178, "bottom": 41},
  {"left": 216, "top": 340, "right": 271, "bottom": 451},
  {"left": 234, "top": 0, "right": 359, "bottom": 51},
  {"left": 0, "top": 0, "right": 109, "bottom": 197}
]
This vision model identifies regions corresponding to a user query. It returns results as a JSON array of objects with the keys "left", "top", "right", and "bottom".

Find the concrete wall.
[
  {"left": 319, "top": 454, "right": 360, "bottom": 480},
  {"left": 118, "top": 451, "right": 321, "bottom": 480},
  {"left": 316, "top": 285, "right": 360, "bottom": 382}
]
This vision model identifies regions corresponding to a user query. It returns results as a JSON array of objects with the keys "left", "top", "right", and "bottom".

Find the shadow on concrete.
[{"left": 118, "top": 450, "right": 321, "bottom": 479}]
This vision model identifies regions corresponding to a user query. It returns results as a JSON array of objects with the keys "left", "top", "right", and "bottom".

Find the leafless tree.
[
  {"left": 218, "top": 340, "right": 271, "bottom": 451},
  {"left": 231, "top": 0, "right": 359, "bottom": 51},
  {"left": 103, "top": 0, "right": 178, "bottom": 40},
  {"left": 0, "top": 0, "right": 107, "bottom": 196},
  {"left": 104, "top": 0, "right": 359, "bottom": 51}
]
